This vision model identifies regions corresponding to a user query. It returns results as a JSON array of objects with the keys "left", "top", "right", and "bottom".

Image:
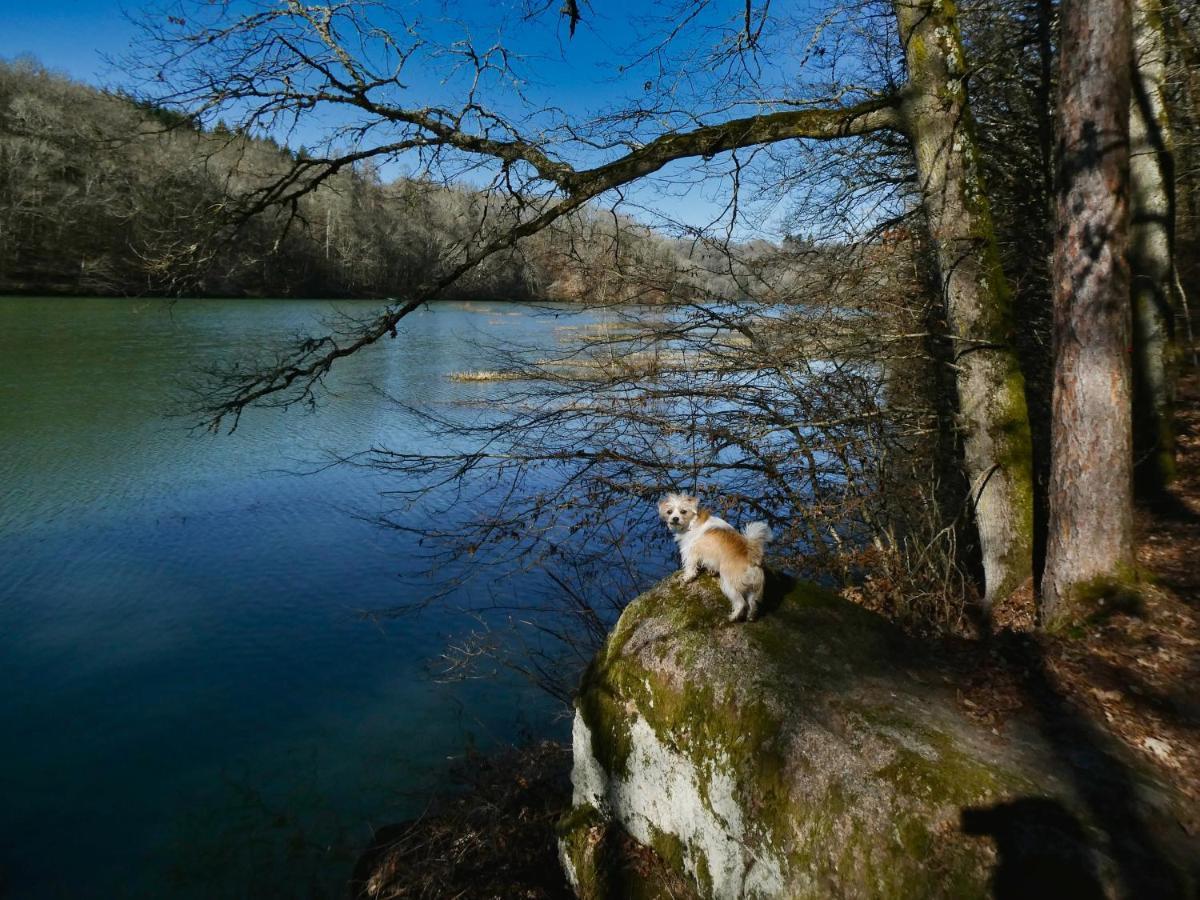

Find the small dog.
[{"left": 658, "top": 493, "right": 774, "bottom": 622}]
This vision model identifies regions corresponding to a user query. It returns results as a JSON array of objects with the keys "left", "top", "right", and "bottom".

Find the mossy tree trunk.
[
  {"left": 1130, "top": 0, "right": 1182, "bottom": 495},
  {"left": 894, "top": 0, "right": 1036, "bottom": 612},
  {"left": 1042, "top": 0, "right": 1136, "bottom": 626}
]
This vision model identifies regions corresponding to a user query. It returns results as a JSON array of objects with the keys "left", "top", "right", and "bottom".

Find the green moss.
[
  {"left": 800, "top": 733, "right": 1002, "bottom": 897},
  {"left": 645, "top": 825, "right": 698, "bottom": 891},
  {"left": 557, "top": 802, "right": 606, "bottom": 838},
  {"left": 908, "top": 32, "right": 927, "bottom": 69},
  {"left": 1072, "top": 570, "right": 1141, "bottom": 603},
  {"left": 1046, "top": 566, "right": 1148, "bottom": 630},
  {"left": 560, "top": 813, "right": 707, "bottom": 900},
  {"left": 557, "top": 803, "right": 611, "bottom": 900},
  {"left": 577, "top": 576, "right": 751, "bottom": 778},
  {"left": 875, "top": 813, "right": 991, "bottom": 899},
  {"left": 577, "top": 661, "right": 636, "bottom": 777},
  {"left": 992, "top": 358, "right": 1037, "bottom": 595},
  {"left": 873, "top": 745, "right": 1001, "bottom": 806},
  {"left": 1140, "top": 0, "right": 1165, "bottom": 35}
]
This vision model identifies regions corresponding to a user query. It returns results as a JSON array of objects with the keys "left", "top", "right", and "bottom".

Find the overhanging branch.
[{"left": 197, "top": 96, "right": 901, "bottom": 431}]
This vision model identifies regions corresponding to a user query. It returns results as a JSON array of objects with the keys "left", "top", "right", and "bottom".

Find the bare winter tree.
[
  {"left": 132, "top": 0, "right": 1041, "bottom": 617},
  {"left": 893, "top": 0, "right": 1036, "bottom": 610}
]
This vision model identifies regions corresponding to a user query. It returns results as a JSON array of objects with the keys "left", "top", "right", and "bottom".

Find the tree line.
[{"left": 0, "top": 57, "right": 722, "bottom": 302}]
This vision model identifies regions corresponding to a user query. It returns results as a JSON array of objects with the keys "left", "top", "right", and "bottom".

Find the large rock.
[{"left": 557, "top": 573, "right": 1195, "bottom": 898}]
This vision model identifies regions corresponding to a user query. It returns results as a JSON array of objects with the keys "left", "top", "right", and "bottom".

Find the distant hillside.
[{"left": 0, "top": 58, "right": 710, "bottom": 301}]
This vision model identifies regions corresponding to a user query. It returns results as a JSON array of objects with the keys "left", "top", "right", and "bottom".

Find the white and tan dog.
[{"left": 658, "top": 493, "right": 774, "bottom": 622}]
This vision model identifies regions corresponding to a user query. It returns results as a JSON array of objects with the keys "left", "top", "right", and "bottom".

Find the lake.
[{"left": 0, "top": 297, "right": 627, "bottom": 898}]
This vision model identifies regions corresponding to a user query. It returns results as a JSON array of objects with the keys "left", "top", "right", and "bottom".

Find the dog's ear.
[{"left": 657, "top": 496, "right": 672, "bottom": 516}]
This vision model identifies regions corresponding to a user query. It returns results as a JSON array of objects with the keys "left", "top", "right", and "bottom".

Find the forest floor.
[
  {"left": 351, "top": 374, "right": 1200, "bottom": 899},
  {"left": 951, "top": 371, "right": 1200, "bottom": 822}
]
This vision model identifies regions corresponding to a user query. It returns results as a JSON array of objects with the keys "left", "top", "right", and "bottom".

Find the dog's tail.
[
  {"left": 742, "top": 521, "right": 772, "bottom": 566},
  {"left": 743, "top": 521, "right": 774, "bottom": 547}
]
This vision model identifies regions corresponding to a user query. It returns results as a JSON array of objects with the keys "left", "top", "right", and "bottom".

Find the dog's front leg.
[{"left": 679, "top": 554, "right": 700, "bottom": 583}]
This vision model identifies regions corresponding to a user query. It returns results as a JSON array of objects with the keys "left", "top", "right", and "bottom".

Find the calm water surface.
[{"left": 0, "top": 297, "right": 590, "bottom": 897}]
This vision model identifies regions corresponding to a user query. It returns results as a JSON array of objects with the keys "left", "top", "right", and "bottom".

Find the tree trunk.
[
  {"left": 894, "top": 0, "right": 1036, "bottom": 612},
  {"left": 1166, "top": 3, "right": 1200, "bottom": 359},
  {"left": 1036, "top": 0, "right": 1056, "bottom": 205},
  {"left": 1042, "top": 0, "right": 1135, "bottom": 626},
  {"left": 1130, "top": 0, "right": 1180, "bottom": 495}
]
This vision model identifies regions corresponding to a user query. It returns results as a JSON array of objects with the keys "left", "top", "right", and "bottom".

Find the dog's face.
[{"left": 658, "top": 493, "right": 700, "bottom": 534}]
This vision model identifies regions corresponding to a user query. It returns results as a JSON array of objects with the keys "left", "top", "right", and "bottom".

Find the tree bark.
[
  {"left": 1042, "top": 0, "right": 1135, "bottom": 625},
  {"left": 1130, "top": 0, "right": 1180, "bottom": 495},
  {"left": 894, "top": 0, "right": 1036, "bottom": 611}
]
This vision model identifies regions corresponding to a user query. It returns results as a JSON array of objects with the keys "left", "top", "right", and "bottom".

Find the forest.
[{"left": 0, "top": 57, "right": 751, "bottom": 301}]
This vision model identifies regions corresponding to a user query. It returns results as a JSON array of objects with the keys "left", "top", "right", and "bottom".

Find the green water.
[{"left": 0, "top": 297, "right": 589, "bottom": 898}]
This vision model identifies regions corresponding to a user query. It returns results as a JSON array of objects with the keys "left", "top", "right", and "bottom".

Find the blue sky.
[
  {"left": 2, "top": 1, "right": 659, "bottom": 102},
  {"left": 0, "top": 0, "right": 850, "bottom": 238},
  {"left": 2, "top": 1, "right": 137, "bottom": 84}
]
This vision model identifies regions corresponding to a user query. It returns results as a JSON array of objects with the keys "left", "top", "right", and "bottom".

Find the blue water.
[{"left": 0, "top": 297, "right": 595, "bottom": 898}]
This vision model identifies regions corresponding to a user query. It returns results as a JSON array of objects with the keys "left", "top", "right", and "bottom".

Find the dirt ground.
[{"left": 953, "top": 372, "right": 1200, "bottom": 822}]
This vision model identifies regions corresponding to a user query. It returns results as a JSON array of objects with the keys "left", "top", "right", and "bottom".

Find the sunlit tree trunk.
[
  {"left": 895, "top": 0, "right": 1036, "bottom": 611},
  {"left": 1042, "top": 0, "right": 1135, "bottom": 625},
  {"left": 1130, "top": 0, "right": 1181, "bottom": 495}
]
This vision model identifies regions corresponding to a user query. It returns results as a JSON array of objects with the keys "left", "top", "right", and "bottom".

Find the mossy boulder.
[{"left": 558, "top": 573, "right": 1194, "bottom": 898}]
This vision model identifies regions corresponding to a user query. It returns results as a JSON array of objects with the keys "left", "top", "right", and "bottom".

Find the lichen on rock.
[{"left": 557, "top": 572, "right": 1192, "bottom": 898}]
